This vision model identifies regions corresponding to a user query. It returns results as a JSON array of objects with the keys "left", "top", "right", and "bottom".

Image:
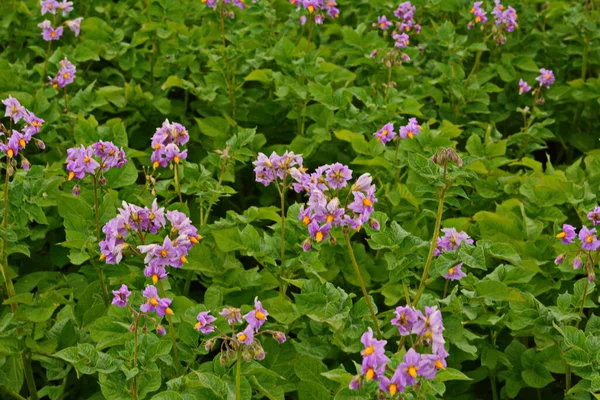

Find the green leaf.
[
  {"left": 435, "top": 368, "right": 472, "bottom": 382},
  {"left": 476, "top": 280, "right": 526, "bottom": 302}
]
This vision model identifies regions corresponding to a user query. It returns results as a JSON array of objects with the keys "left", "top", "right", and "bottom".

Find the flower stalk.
[
  {"left": 158, "top": 280, "right": 180, "bottom": 370},
  {"left": 92, "top": 176, "right": 110, "bottom": 307}
]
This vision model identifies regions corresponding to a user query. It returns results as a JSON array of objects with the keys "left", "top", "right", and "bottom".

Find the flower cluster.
[
  {"left": 1, "top": 97, "right": 45, "bottom": 170},
  {"left": 39, "top": 1, "right": 83, "bottom": 41},
  {"left": 253, "top": 151, "right": 303, "bottom": 187},
  {"left": 290, "top": 0, "right": 340, "bottom": 26},
  {"left": 203, "top": 0, "right": 258, "bottom": 11},
  {"left": 351, "top": 307, "right": 447, "bottom": 396},
  {"left": 434, "top": 228, "right": 474, "bottom": 281},
  {"left": 49, "top": 58, "right": 76, "bottom": 89},
  {"left": 371, "top": 2, "right": 420, "bottom": 64},
  {"left": 290, "top": 165, "right": 379, "bottom": 250},
  {"left": 99, "top": 200, "right": 201, "bottom": 285},
  {"left": 468, "top": 0, "right": 517, "bottom": 45},
  {"left": 111, "top": 284, "right": 170, "bottom": 336},
  {"left": 198, "top": 297, "right": 286, "bottom": 363},
  {"left": 555, "top": 207, "right": 600, "bottom": 282},
  {"left": 373, "top": 117, "right": 421, "bottom": 145},
  {"left": 519, "top": 68, "right": 555, "bottom": 104},
  {"left": 65, "top": 140, "right": 126, "bottom": 195},
  {"left": 150, "top": 120, "right": 189, "bottom": 169}
]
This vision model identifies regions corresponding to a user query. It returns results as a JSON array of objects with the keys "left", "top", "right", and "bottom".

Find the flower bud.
[
  {"left": 204, "top": 338, "right": 217, "bottom": 352},
  {"left": 129, "top": 323, "right": 136, "bottom": 333},
  {"left": 272, "top": 331, "right": 287, "bottom": 344},
  {"left": 349, "top": 376, "right": 361, "bottom": 390},
  {"left": 6, "top": 165, "right": 14, "bottom": 176},
  {"left": 573, "top": 257, "right": 582, "bottom": 270},
  {"left": 554, "top": 254, "right": 565, "bottom": 265},
  {"left": 243, "top": 348, "right": 253, "bottom": 363},
  {"left": 99, "top": 176, "right": 107, "bottom": 186},
  {"left": 220, "top": 353, "right": 229, "bottom": 365},
  {"left": 35, "top": 138, "right": 45, "bottom": 149},
  {"left": 302, "top": 238, "right": 312, "bottom": 252},
  {"left": 329, "top": 235, "right": 337, "bottom": 247},
  {"left": 401, "top": 53, "right": 410, "bottom": 62},
  {"left": 21, "top": 158, "right": 30, "bottom": 171},
  {"left": 369, "top": 218, "right": 380, "bottom": 231},
  {"left": 254, "top": 349, "right": 266, "bottom": 360},
  {"left": 72, "top": 184, "right": 80, "bottom": 197},
  {"left": 156, "top": 325, "right": 166, "bottom": 336}
]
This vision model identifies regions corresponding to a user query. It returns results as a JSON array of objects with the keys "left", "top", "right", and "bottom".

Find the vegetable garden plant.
[{"left": 0, "top": 0, "right": 600, "bottom": 399}]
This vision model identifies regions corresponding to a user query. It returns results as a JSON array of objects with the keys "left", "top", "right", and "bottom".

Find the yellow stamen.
[
  {"left": 160, "top": 249, "right": 168, "bottom": 258},
  {"left": 545, "top": 74, "right": 551, "bottom": 79},
  {"left": 362, "top": 198, "right": 372, "bottom": 207},
  {"left": 153, "top": 161, "right": 159, "bottom": 169},
  {"left": 389, "top": 384, "right": 397, "bottom": 396},
  {"left": 149, "top": 297, "right": 159, "bottom": 306},
  {"left": 302, "top": 215, "right": 311, "bottom": 226},
  {"left": 194, "top": 321, "right": 201, "bottom": 330},
  {"left": 408, "top": 366, "right": 417, "bottom": 378},
  {"left": 51, "top": 31, "right": 56, "bottom": 38},
  {"left": 408, "top": 132, "right": 414, "bottom": 139},
  {"left": 154, "top": 143, "right": 161, "bottom": 150},
  {"left": 316, "top": 231, "right": 324, "bottom": 242},
  {"left": 424, "top": 330, "right": 433, "bottom": 339},
  {"left": 83, "top": 156, "right": 91, "bottom": 163},
  {"left": 173, "top": 155, "right": 180, "bottom": 163},
  {"left": 180, "top": 255, "right": 188, "bottom": 263},
  {"left": 7, "top": 149, "right": 13, "bottom": 158},
  {"left": 405, "top": 26, "right": 410, "bottom": 31},
  {"left": 475, "top": 16, "right": 481, "bottom": 22},
  {"left": 363, "top": 345, "right": 374, "bottom": 356},
  {"left": 255, "top": 310, "right": 266, "bottom": 320},
  {"left": 381, "top": 129, "right": 388, "bottom": 136},
  {"left": 166, "top": 307, "right": 173, "bottom": 315},
  {"left": 63, "top": 73, "right": 69, "bottom": 79},
  {"left": 435, "top": 360, "right": 445, "bottom": 370},
  {"left": 308, "top": 5, "right": 314, "bottom": 13},
  {"left": 190, "top": 235, "right": 200, "bottom": 244},
  {"left": 356, "top": 225, "right": 362, "bottom": 232},
  {"left": 448, "top": 267, "right": 455, "bottom": 275},
  {"left": 586, "top": 236, "right": 594, "bottom": 243},
  {"left": 99, "top": 253, "right": 106, "bottom": 261},
  {"left": 53, "top": 83, "right": 58, "bottom": 89},
  {"left": 471, "top": 7, "right": 476, "bottom": 13},
  {"left": 326, "top": 214, "right": 334, "bottom": 223},
  {"left": 380, "top": 22, "right": 386, "bottom": 28},
  {"left": 152, "top": 274, "right": 159, "bottom": 284},
  {"left": 238, "top": 333, "right": 247, "bottom": 341},
  {"left": 556, "top": 232, "right": 567, "bottom": 239},
  {"left": 18, "top": 138, "right": 26, "bottom": 148},
  {"left": 366, "top": 368, "right": 375, "bottom": 381}
]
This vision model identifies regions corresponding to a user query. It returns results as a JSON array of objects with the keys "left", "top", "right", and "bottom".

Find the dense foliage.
[{"left": 1, "top": 0, "right": 600, "bottom": 399}]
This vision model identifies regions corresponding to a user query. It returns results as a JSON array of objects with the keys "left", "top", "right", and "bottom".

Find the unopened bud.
[
  {"left": 555, "top": 254, "right": 565, "bottom": 265},
  {"left": 129, "top": 323, "right": 136, "bottom": 332},
  {"left": 220, "top": 353, "right": 229, "bottom": 365},
  {"left": 272, "top": 331, "right": 286, "bottom": 344},
  {"left": 204, "top": 338, "right": 217, "bottom": 351},
  {"left": 329, "top": 235, "right": 337, "bottom": 247},
  {"left": 302, "top": 238, "right": 312, "bottom": 252},
  {"left": 99, "top": 176, "right": 107, "bottom": 186},
  {"left": 156, "top": 325, "right": 166, "bottom": 336},
  {"left": 72, "top": 184, "right": 80, "bottom": 197},
  {"left": 432, "top": 147, "right": 463, "bottom": 167},
  {"left": 369, "top": 218, "right": 380, "bottom": 231}
]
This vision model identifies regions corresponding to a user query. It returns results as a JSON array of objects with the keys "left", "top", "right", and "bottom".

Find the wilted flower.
[
  {"left": 111, "top": 284, "right": 131, "bottom": 307},
  {"left": 536, "top": 68, "right": 555, "bottom": 89},
  {"left": 65, "top": 17, "right": 83, "bottom": 36},
  {"left": 220, "top": 306, "right": 242, "bottom": 324}
]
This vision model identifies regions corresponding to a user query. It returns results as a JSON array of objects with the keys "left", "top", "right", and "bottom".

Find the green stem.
[
  {"left": 157, "top": 280, "right": 180, "bottom": 370},
  {"left": 579, "top": 277, "right": 589, "bottom": 317},
  {"left": 235, "top": 348, "right": 242, "bottom": 400},
  {"left": 174, "top": 162, "right": 183, "bottom": 207},
  {"left": 464, "top": 50, "right": 482, "bottom": 87},
  {"left": 582, "top": 34, "right": 589, "bottom": 80},
  {"left": 307, "top": 17, "right": 314, "bottom": 51},
  {"left": 92, "top": 176, "right": 109, "bottom": 307},
  {"left": 343, "top": 232, "right": 382, "bottom": 338},
  {"left": 132, "top": 314, "right": 140, "bottom": 400},
  {"left": 278, "top": 186, "right": 287, "bottom": 298},
  {"left": 202, "top": 164, "right": 226, "bottom": 226},
  {"left": 393, "top": 138, "right": 401, "bottom": 183},
  {"left": 384, "top": 64, "right": 392, "bottom": 102},
  {"left": 490, "top": 369, "right": 498, "bottom": 400},
  {"left": 443, "top": 279, "right": 450, "bottom": 299},
  {"left": 0, "top": 165, "right": 16, "bottom": 313},
  {"left": 565, "top": 364, "right": 571, "bottom": 392},
  {"left": 22, "top": 351, "right": 38, "bottom": 400},
  {"left": 63, "top": 87, "right": 68, "bottom": 113},
  {"left": 413, "top": 182, "right": 449, "bottom": 305},
  {"left": 0, "top": 387, "right": 26, "bottom": 400},
  {"left": 42, "top": 41, "right": 52, "bottom": 82}
]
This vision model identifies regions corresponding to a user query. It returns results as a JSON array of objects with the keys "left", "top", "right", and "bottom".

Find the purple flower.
[
  {"left": 243, "top": 297, "right": 269, "bottom": 331},
  {"left": 420, "top": 347, "right": 449, "bottom": 379},
  {"left": 349, "top": 376, "right": 361, "bottom": 390},
  {"left": 1, "top": 135, "right": 21, "bottom": 159},
  {"left": 397, "top": 348, "right": 424, "bottom": 386},
  {"left": 536, "top": 68, "right": 555, "bottom": 89},
  {"left": 435, "top": 228, "right": 474, "bottom": 255},
  {"left": 302, "top": 238, "right": 312, "bottom": 252},
  {"left": 445, "top": 263, "right": 467, "bottom": 281},
  {"left": 587, "top": 206, "right": 600, "bottom": 226},
  {"left": 373, "top": 123, "right": 396, "bottom": 145},
  {"left": 348, "top": 190, "right": 376, "bottom": 217},
  {"left": 151, "top": 120, "right": 189, "bottom": 168},
  {"left": 220, "top": 306, "right": 242, "bottom": 324},
  {"left": 41, "top": 0, "right": 60, "bottom": 14},
  {"left": 392, "top": 32, "right": 410, "bottom": 49},
  {"left": 470, "top": 1, "right": 487, "bottom": 24},
  {"left": 203, "top": 0, "right": 218, "bottom": 8},
  {"left": 412, "top": 306, "right": 445, "bottom": 352},
  {"left": 360, "top": 358, "right": 386, "bottom": 382},
  {"left": 399, "top": 118, "right": 421, "bottom": 139},
  {"left": 503, "top": 6, "right": 518, "bottom": 32},
  {"left": 144, "top": 264, "right": 168, "bottom": 284},
  {"left": 573, "top": 257, "right": 582, "bottom": 270},
  {"left": 53, "top": 57, "right": 76, "bottom": 88},
  {"left": 394, "top": 1, "right": 416, "bottom": 25},
  {"left": 307, "top": 220, "right": 331, "bottom": 243},
  {"left": 555, "top": 254, "right": 565, "bottom": 265},
  {"left": 519, "top": 79, "right": 532, "bottom": 95},
  {"left": 39, "top": 20, "right": 63, "bottom": 41},
  {"left": 195, "top": 311, "right": 217, "bottom": 334},
  {"left": 237, "top": 325, "right": 255, "bottom": 345},
  {"left": 314, "top": 14, "right": 323, "bottom": 24},
  {"left": 2, "top": 96, "right": 26, "bottom": 122},
  {"left": 556, "top": 224, "right": 577, "bottom": 244},
  {"left": 325, "top": 163, "right": 352, "bottom": 189},
  {"left": 379, "top": 372, "right": 404, "bottom": 396},
  {"left": 579, "top": 227, "right": 600, "bottom": 251},
  {"left": 111, "top": 284, "right": 130, "bottom": 307},
  {"left": 23, "top": 111, "right": 44, "bottom": 137},
  {"left": 391, "top": 305, "right": 420, "bottom": 336},
  {"left": 65, "top": 17, "right": 83, "bottom": 36},
  {"left": 140, "top": 285, "right": 160, "bottom": 313},
  {"left": 299, "top": 15, "right": 307, "bottom": 25},
  {"left": 314, "top": 197, "right": 345, "bottom": 226},
  {"left": 65, "top": 145, "right": 100, "bottom": 180},
  {"left": 360, "top": 327, "right": 389, "bottom": 366},
  {"left": 377, "top": 15, "right": 391, "bottom": 30},
  {"left": 156, "top": 325, "right": 166, "bottom": 336},
  {"left": 352, "top": 173, "right": 373, "bottom": 192},
  {"left": 156, "top": 297, "right": 174, "bottom": 317},
  {"left": 57, "top": 0, "right": 73, "bottom": 16},
  {"left": 369, "top": 49, "right": 378, "bottom": 58}
]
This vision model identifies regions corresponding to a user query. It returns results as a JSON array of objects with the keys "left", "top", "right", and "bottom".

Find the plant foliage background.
[{"left": 0, "top": 0, "right": 600, "bottom": 399}]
